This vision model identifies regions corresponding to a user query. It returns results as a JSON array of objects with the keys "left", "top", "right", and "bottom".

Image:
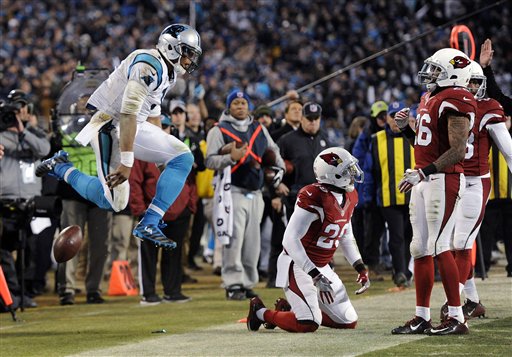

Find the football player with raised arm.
[
  {"left": 36, "top": 24, "right": 202, "bottom": 249},
  {"left": 391, "top": 48, "right": 476, "bottom": 335},
  {"left": 246, "top": 147, "right": 371, "bottom": 333},
  {"left": 439, "top": 60, "right": 512, "bottom": 321}
]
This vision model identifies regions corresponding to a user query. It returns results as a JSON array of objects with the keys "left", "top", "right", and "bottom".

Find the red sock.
[
  {"left": 414, "top": 256, "right": 434, "bottom": 307},
  {"left": 436, "top": 251, "right": 461, "bottom": 306},
  {"left": 455, "top": 249, "right": 472, "bottom": 285},
  {"left": 264, "top": 310, "right": 318, "bottom": 333},
  {"left": 321, "top": 312, "right": 357, "bottom": 329}
]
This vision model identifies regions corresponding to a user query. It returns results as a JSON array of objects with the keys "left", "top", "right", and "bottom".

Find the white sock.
[
  {"left": 416, "top": 306, "right": 430, "bottom": 321},
  {"left": 256, "top": 308, "right": 267, "bottom": 321},
  {"left": 63, "top": 167, "right": 77, "bottom": 182},
  {"left": 448, "top": 306, "right": 465, "bottom": 323},
  {"left": 459, "top": 282, "right": 464, "bottom": 295},
  {"left": 463, "top": 277, "right": 479, "bottom": 302}
]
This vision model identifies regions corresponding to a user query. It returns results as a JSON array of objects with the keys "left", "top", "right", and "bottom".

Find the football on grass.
[{"left": 53, "top": 225, "right": 82, "bottom": 263}]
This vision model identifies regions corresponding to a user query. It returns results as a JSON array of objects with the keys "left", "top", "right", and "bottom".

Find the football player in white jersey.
[{"left": 36, "top": 24, "right": 202, "bottom": 249}]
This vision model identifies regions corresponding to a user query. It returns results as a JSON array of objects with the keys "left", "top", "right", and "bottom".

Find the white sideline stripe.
[{"left": 68, "top": 275, "right": 512, "bottom": 357}]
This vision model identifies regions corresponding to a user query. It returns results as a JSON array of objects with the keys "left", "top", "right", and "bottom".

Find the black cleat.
[
  {"left": 440, "top": 302, "right": 448, "bottom": 322},
  {"left": 264, "top": 297, "right": 291, "bottom": 329},
  {"left": 392, "top": 316, "right": 432, "bottom": 334},
  {"left": 247, "top": 297, "right": 265, "bottom": 331},
  {"left": 425, "top": 318, "right": 468, "bottom": 335},
  {"left": 463, "top": 299, "right": 486, "bottom": 320}
]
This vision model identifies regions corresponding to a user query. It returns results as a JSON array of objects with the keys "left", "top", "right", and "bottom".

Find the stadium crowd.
[
  {"left": 1, "top": 0, "right": 511, "bottom": 122},
  {"left": 0, "top": 0, "right": 511, "bottom": 314}
]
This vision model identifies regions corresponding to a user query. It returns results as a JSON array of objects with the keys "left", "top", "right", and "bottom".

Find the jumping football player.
[{"left": 36, "top": 24, "right": 202, "bottom": 249}]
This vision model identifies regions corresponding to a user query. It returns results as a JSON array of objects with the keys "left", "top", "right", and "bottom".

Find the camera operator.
[{"left": 0, "top": 98, "right": 51, "bottom": 310}]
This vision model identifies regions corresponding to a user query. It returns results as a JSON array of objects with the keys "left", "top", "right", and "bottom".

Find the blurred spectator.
[
  {"left": 266, "top": 102, "right": 332, "bottom": 287},
  {"left": 362, "top": 102, "right": 415, "bottom": 287},
  {"left": 345, "top": 116, "right": 368, "bottom": 153},
  {"left": 271, "top": 100, "right": 302, "bottom": 141},
  {"left": 129, "top": 116, "right": 196, "bottom": 305},
  {"left": 168, "top": 100, "right": 205, "bottom": 280},
  {"left": 0, "top": 99, "right": 50, "bottom": 309},
  {"left": 205, "top": 90, "right": 285, "bottom": 300},
  {"left": 352, "top": 100, "right": 388, "bottom": 280}
]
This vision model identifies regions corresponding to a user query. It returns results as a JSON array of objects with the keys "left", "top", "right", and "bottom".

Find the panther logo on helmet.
[
  {"left": 320, "top": 153, "right": 344, "bottom": 167},
  {"left": 449, "top": 56, "right": 471, "bottom": 69}
]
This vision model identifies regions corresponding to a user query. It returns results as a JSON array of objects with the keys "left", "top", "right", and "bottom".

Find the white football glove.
[
  {"left": 397, "top": 168, "right": 426, "bottom": 193},
  {"left": 355, "top": 270, "right": 370, "bottom": 295},
  {"left": 394, "top": 108, "right": 410, "bottom": 129},
  {"left": 312, "top": 273, "right": 334, "bottom": 304}
]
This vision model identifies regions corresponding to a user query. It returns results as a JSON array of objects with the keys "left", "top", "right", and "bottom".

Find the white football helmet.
[
  {"left": 468, "top": 60, "right": 487, "bottom": 99},
  {"left": 313, "top": 147, "right": 363, "bottom": 192},
  {"left": 157, "top": 24, "right": 202, "bottom": 75},
  {"left": 417, "top": 48, "right": 472, "bottom": 91}
]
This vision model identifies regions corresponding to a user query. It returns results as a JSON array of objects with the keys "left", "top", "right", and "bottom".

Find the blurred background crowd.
[{"left": 1, "top": 0, "right": 511, "bottom": 126}]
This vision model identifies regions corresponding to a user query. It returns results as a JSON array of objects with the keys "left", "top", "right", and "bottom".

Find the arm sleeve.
[
  {"left": 282, "top": 206, "right": 319, "bottom": 274},
  {"left": 205, "top": 126, "right": 236, "bottom": 171},
  {"left": 483, "top": 66, "right": 512, "bottom": 116},
  {"left": 487, "top": 122, "right": 512, "bottom": 173},
  {"left": 338, "top": 222, "right": 363, "bottom": 266}
]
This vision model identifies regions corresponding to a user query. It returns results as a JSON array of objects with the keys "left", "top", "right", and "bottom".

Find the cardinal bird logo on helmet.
[
  {"left": 449, "top": 56, "right": 470, "bottom": 69},
  {"left": 320, "top": 152, "right": 343, "bottom": 167}
]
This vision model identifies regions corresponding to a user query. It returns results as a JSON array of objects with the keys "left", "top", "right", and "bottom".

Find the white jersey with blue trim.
[{"left": 88, "top": 49, "right": 175, "bottom": 123}]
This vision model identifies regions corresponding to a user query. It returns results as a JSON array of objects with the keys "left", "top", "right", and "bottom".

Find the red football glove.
[
  {"left": 394, "top": 108, "right": 410, "bottom": 129},
  {"left": 355, "top": 270, "right": 370, "bottom": 295}
]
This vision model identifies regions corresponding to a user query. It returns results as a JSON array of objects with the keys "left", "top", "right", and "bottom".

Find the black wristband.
[
  {"left": 308, "top": 268, "right": 321, "bottom": 279},
  {"left": 354, "top": 263, "right": 366, "bottom": 274},
  {"left": 400, "top": 125, "right": 416, "bottom": 140},
  {"left": 421, "top": 163, "right": 437, "bottom": 177}
]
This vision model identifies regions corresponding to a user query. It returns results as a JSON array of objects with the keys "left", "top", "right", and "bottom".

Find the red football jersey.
[
  {"left": 464, "top": 98, "right": 506, "bottom": 176},
  {"left": 414, "top": 87, "right": 477, "bottom": 173},
  {"left": 295, "top": 183, "right": 358, "bottom": 266}
]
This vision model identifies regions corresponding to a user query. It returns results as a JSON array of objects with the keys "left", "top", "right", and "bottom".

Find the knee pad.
[
  {"left": 410, "top": 238, "right": 429, "bottom": 259},
  {"left": 344, "top": 305, "right": 358, "bottom": 323}
]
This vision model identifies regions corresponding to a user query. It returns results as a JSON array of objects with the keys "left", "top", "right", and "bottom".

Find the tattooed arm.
[{"left": 433, "top": 115, "right": 470, "bottom": 171}]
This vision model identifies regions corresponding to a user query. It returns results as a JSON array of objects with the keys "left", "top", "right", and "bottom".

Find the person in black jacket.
[{"left": 266, "top": 102, "right": 331, "bottom": 288}]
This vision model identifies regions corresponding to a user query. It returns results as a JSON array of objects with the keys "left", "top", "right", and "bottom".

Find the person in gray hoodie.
[{"left": 206, "top": 90, "right": 286, "bottom": 300}]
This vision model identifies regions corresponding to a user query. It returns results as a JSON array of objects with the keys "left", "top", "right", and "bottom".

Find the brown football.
[
  {"left": 53, "top": 225, "right": 83, "bottom": 263},
  {"left": 261, "top": 149, "right": 276, "bottom": 167},
  {"left": 218, "top": 141, "right": 245, "bottom": 155}
]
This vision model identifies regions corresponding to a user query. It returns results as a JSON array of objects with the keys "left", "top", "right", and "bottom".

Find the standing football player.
[
  {"left": 439, "top": 60, "right": 512, "bottom": 321},
  {"left": 246, "top": 147, "right": 371, "bottom": 333},
  {"left": 36, "top": 24, "right": 202, "bottom": 249},
  {"left": 391, "top": 48, "right": 476, "bottom": 335}
]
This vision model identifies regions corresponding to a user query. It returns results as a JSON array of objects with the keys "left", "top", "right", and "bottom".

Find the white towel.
[
  {"left": 212, "top": 166, "right": 233, "bottom": 245},
  {"left": 75, "top": 111, "right": 113, "bottom": 146}
]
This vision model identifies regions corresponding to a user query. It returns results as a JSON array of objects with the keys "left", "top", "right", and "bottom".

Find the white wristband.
[{"left": 120, "top": 151, "right": 134, "bottom": 168}]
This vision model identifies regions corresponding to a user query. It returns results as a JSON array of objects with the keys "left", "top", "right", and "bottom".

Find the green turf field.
[{"left": 1, "top": 264, "right": 511, "bottom": 356}]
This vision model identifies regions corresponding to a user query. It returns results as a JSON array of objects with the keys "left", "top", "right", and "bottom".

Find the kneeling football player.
[{"left": 247, "top": 147, "right": 370, "bottom": 332}]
